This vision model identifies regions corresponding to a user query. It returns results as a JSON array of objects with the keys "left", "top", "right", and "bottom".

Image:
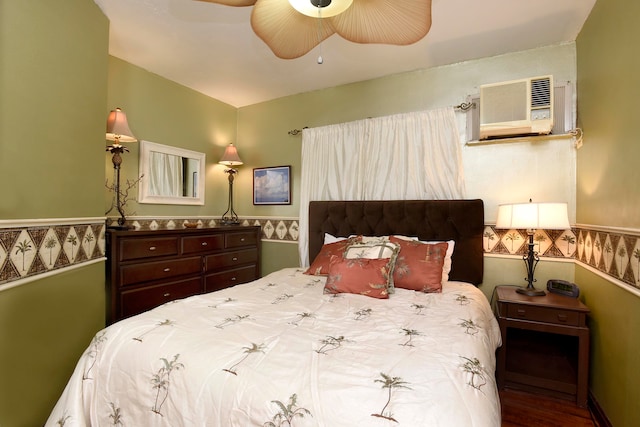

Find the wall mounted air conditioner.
[{"left": 479, "top": 75, "right": 554, "bottom": 139}]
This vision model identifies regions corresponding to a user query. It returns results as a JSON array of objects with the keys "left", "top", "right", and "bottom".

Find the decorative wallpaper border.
[
  {"left": 5, "top": 216, "right": 637, "bottom": 293},
  {"left": 574, "top": 227, "right": 640, "bottom": 289},
  {"left": 113, "top": 216, "right": 300, "bottom": 243},
  {"left": 0, "top": 220, "right": 107, "bottom": 289},
  {"left": 123, "top": 217, "right": 640, "bottom": 291},
  {"left": 483, "top": 225, "right": 575, "bottom": 259},
  {"left": 483, "top": 224, "right": 640, "bottom": 291}
]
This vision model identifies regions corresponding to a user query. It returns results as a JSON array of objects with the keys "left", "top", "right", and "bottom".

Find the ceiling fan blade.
[
  {"left": 251, "top": 0, "right": 334, "bottom": 59},
  {"left": 195, "top": 0, "right": 257, "bottom": 6},
  {"left": 330, "top": 0, "right": 432, "bottom": 45}
]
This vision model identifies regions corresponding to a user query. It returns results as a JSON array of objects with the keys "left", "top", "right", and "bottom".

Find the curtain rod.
[
  {"left": 288, "top": 127, "right": 308, "bottom": 136},
  {"left": 454, "top": 101, "right": 476, "bottom": 111},
  {"left": 288, "top": 104, "right": 474, "bottom": 135}
]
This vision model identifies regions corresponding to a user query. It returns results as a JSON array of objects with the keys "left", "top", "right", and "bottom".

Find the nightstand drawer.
[
  {"left": 120, "top": 256, "right": 202, "bottom": 286},
  {"left": 120, "top": 237, "right": 179, "bottom": 261},
  {"left": 506, "top": 303, "right": 581, "bottom": 326},
  {"left": 182, "top": 234, "right": 225, "bottom": 254}
]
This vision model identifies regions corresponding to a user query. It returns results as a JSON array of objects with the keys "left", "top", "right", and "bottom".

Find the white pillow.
[
  {"left": 323, "top": 233, "right": 347, "bottom": 244},
  {"left": 428, "top": 240, "right": 455, "bottom": 283}
]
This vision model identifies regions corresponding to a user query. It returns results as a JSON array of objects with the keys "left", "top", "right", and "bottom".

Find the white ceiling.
[{"left": 94, "top": 0, "right": 596, "bottom": 108}]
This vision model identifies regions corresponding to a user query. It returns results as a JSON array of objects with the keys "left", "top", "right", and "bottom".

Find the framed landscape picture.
[{"left": 253, "top": 166, "right": 291, "bottom": 205}]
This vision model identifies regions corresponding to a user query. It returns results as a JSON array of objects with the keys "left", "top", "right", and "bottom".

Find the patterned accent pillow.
[
  {"left": 304, "top": 237, "right": 361, "bottom": 276},
  {"left": 344, "top": 240, "right": 400, "bottom": 292},
  {"left": 343, "top": 240, "right": 399, "bottom": 260},
  {"left": 389, "top": 237, "right": 448, "bottom": 293},
  {"left": 324, "top": 255, "right": 391, "bottom": 299},
  {"left": 393, "top": 236, "right": 455, "bottom": 283}
]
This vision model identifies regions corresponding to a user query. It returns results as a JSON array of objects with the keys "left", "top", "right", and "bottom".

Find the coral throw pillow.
[
  {"left": 304, "top": 237, "right": 360, "bottom": 276},
  {"left": 389, "top": 237, "right": 448, "bottom": 293},
  {"left": 324, "top": 256, "right": 391, "bottom": 299}
]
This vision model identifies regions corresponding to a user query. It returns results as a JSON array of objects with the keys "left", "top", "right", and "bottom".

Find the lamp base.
[
  {"left": 220, "top": 219, "right": 241, "bottom": 226},
  {"left": 516, "top": 287, "right": 546, "bottom": 297},
  {"left": 107, "top": 224, "right": 132, "bottom": 231}
]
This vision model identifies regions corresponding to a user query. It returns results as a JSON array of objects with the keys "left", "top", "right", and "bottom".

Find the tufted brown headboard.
[{"left": 308, "top": 200, "right": 485, "bottom": 285}]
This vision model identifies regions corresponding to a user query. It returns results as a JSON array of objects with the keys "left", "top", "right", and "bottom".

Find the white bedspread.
[{"left": 47, "top": 268, "right": 502, "bottom": 426}]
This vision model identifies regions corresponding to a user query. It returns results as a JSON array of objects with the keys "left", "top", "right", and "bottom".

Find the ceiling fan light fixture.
[{"left": 288, "top": 0, "right": 353, "bottom": 18}]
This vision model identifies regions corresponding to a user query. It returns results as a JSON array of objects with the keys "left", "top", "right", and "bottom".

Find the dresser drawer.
[
  {"left": 225, "top": 231, "right": 258, "bottom": 248},
  {"left": 120, "top": 277, "right": 202, "bottom": 319},
  {"left": 506, "top": 303, "right": 581, "bottom": 326},
  {"left": 119, "top": 237, "right": 179, "bottom": 261},
  {"left": 205, "top": 248, "right": 258, "bottom": 271},
  {"left": 120, "top": 256, "right": 202, "bottom": 287},
  {"left": 182, "top": 234, "right": 225, "bottom": 255},
  {"left": 205, "top": 265, "right": 258, "bottom": 292}
]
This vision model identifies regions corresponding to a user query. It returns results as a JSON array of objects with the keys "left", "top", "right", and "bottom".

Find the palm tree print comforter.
[{"left": 46, "top": 268, "right": 502, "bottom": 426}]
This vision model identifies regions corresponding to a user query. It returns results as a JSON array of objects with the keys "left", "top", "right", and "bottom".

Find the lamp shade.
[
  {"left": 496, "top": 201, "right": 570, "bottom": 230},
  {"left": 106, "top": 108, "right": 137, "bottom": 143},
  {"left": 288, "top": 0, "right": 353, "bottom": 18},
  {"left": 219, "top": 143, "right": 243, "bottom": 166}
]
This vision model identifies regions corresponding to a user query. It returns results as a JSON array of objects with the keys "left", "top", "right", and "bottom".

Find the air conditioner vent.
[
  {"left": 531, "top": 77, "right": 551, "bottom": 108},
  {"left": 479, "top": 75, "right": 554, "bottom": 139}
]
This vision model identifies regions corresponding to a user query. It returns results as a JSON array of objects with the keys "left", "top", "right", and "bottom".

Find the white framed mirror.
[{"left": 138, "top": 140, "right": 206, "bottom": 205}]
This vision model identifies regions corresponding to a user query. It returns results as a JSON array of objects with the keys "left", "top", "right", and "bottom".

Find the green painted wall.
[
  {"left": 0, "top": 1, "right": 107, "bottom": 219},
  {"left": 576, "top": 0, "right": 640, "bottom": 228},
  {"left": 261, "top": 241, "right": 300, "bottom": 274},
  {"left": 576, "top": 267, "right": 640, "bottom": 427},
  {"left": 576, "top": 0, "right": 640, "bottom": 425},
  {"left": 106, "top": 57, "right": 238, "bottom": 219},
  {"left": 0, "top": 1, "right": 109, "bottom": 426},
  {"left": 0, "top": 264, "right": 105, "bottom": 426}
]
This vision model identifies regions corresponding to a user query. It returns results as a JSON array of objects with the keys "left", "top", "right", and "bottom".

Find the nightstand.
[{"left": 494, "top": 285, "right": 590, "bottom": 407}]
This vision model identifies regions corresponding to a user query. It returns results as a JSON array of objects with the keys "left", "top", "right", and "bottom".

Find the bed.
[{"left": 47, "top": 199, "right": 502, "bottom": 426}]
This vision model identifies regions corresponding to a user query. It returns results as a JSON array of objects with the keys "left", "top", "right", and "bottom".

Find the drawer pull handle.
[
  {"left": 557, "top": 314, "right": 568, "bottom": 322},
  {"left": 163, "top": 293, "right": 171, "bottom": 297},
  {"left": 516, "top": 309, "right": 526, "bottom": 317},
  {"left": 201, "top": 242, "right": 208, "bottom": 246},
  {"left": 232, "top": 257, "right": 238, "bottom": 261},
  {"left": 149, "top": 246, "right": 157, "bottom": 251},
  {"left": 231, "top": 277, "right": 237, "bottom": 281},
  {"left": 163, "top": 268, "right": 171, "bottom": 272},
  {"left": 240, "top": 238, "right": 245, "bottom": 242}
]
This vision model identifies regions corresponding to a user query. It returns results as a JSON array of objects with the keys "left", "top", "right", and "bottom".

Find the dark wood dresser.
[
  {"left": 494, "top": 285, "right": 590, "bottom": 407},
  {"left": 106, "top": 225, "right": 261, "bottom": 324}
]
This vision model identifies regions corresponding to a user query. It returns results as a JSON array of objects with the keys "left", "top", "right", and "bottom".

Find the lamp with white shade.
[
  {"left": 105, "top": 108, "right": 137, "bottom": 229},
  {"left": 219, "top": 143, "right": 243, "bottom": 225},
  {"left": 495, "top": 200, "right": 570, "bottom": 296}
]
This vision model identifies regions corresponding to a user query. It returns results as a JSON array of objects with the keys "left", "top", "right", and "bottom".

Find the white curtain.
[
  {"left": 148, "top": 152, "right": 183, "bottom": 197},
  {"left": 298, "top": 107, "right": 465, "bottom": 266}
]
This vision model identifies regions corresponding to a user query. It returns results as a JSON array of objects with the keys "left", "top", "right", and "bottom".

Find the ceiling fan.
[{"left": 197, "top": 0, "right": 432, "bottom": 59}]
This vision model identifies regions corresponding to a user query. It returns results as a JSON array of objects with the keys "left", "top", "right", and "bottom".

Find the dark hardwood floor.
[{"left": 500, "top": 389, "right": 598, "bottom": 427}]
